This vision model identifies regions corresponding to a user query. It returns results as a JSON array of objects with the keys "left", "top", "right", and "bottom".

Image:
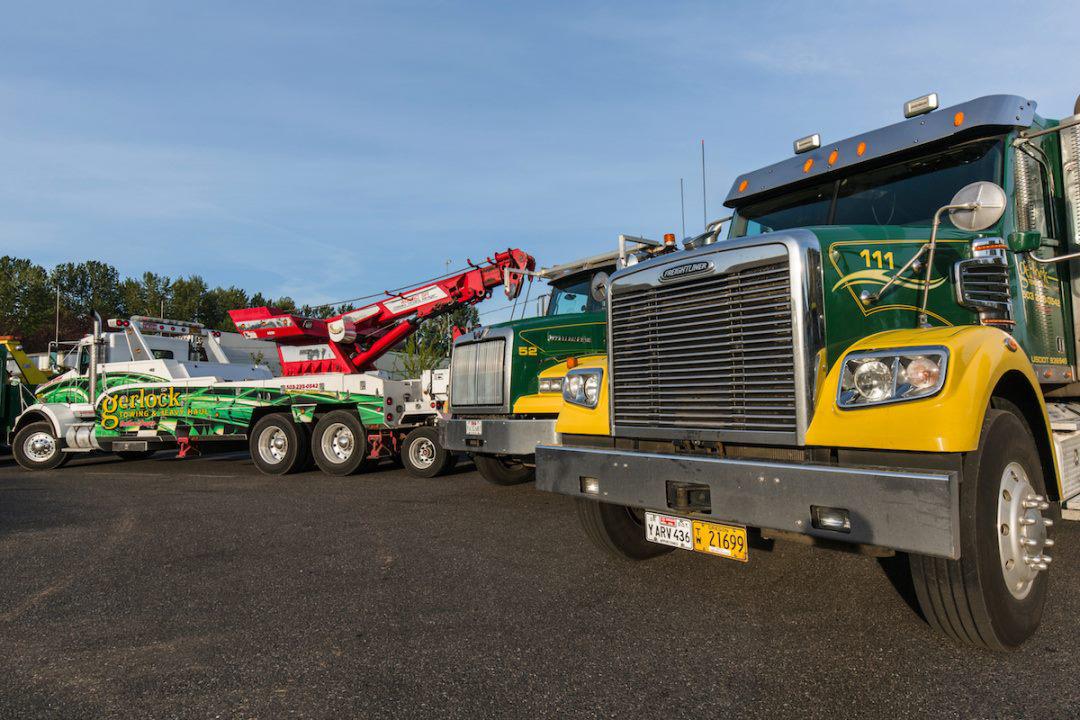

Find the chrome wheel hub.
[
  {"left": 409, "top": 438, "right": 437, "bottom": 469},
  {"left": 24, "top": 431, "right": 56, "bottom": 462},
  {"left": 258, "top": 427, "right": 289, "bottom": 464},
  {"left": 997, "top": 462, "right": 1053, "bottom": 599},
  {"left": 321, "top": 423, "right": 355, "bottom": 463}
]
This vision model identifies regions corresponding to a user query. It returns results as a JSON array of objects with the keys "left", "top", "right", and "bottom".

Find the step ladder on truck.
[{"left": 11, "top": 249, "right": 535, "bottom": 477}]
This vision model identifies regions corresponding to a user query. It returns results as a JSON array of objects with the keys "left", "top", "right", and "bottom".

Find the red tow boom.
[{"left": 229, "top": 248, "right": 535, "bottom": 376}]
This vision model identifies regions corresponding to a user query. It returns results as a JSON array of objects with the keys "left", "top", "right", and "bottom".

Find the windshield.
[
  {"left": 731, "top": 137, "right": 1004, "bottom": 237},
  {"left": 547, "top": 275, "right": 604, "bottom": 316}
]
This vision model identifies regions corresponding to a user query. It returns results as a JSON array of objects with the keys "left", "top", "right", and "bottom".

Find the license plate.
[
  {"left": 465, "top": 419, "right": 483, "bottom": 436},
  {"left": 692, "top": 519, "right": 748, "bottom": 562},
  {"left": 644, "top": 512, "right": 748, "bottom": 562},
  {"left": 644, "top": 512, "right": 693, "bottom": 550}
]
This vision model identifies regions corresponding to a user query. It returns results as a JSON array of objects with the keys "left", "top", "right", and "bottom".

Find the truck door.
[{"left": 1012, "top": 143, "right": 1073, "bottom": 381}]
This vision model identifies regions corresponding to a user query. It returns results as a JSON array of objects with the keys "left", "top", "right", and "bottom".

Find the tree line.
[{"left": 0, "top": 255, "right": 478, "bottom": 367}]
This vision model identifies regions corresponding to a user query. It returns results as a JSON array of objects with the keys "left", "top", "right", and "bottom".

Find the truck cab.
[
  {"left": 536, "top": 93, "right": 1080, "bottom": 650},
  {"left": 441, "top": 260, "right": 613, "bottom": 484}
]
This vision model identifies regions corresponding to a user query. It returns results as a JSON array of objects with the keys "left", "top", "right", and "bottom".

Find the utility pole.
[{"left": 55, "top": 285, "right": 60, "bottom": 344}]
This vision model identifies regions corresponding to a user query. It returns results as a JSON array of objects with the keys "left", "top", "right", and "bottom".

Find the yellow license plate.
[{"left": 692, "top": 520, "right": 748, "bottom": 562}]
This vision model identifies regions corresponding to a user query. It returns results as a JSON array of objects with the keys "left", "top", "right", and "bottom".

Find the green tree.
[
  {"left": 169, "top": 275, "right": 210, "bottom": 324},
  {"left": 0, "top": 256, "right": 53, "bottom": 349},
  {"left": 120, "top": 272, "right": 173, "bottom": 318},
  {"left": 50, "top": 260, "right": 123, "bottom": 319}
]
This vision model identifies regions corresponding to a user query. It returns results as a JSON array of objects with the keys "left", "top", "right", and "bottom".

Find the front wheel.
[
  {"left": 13, "top": 422, "right": 70, "bottom": 471},
  {"left": 909, "top": 408, "right": 1055, "bottom": 650},
  {"left": 249, "top": 414, "right": 309, "bottom": 475},
  {"left": 473, "top": 454, "right": 534, "bottom": 485},
  {"left": 401, "top": 426, "right": 454, "bottom": 478},
  {"left": 576, "top": 499, "right": 675, "bottom": 561}
]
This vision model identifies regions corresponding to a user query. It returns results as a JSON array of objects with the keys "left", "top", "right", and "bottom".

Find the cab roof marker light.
[
  {"left": 793, "top": 134, "right": 820, "bottom": 155},
  {"left": 904, "top": 92, "right": 939, "bottom": 118}
]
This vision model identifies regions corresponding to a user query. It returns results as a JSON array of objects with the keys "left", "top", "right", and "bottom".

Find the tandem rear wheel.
[
  {"left": 249, "top": 414, "right": 309, "bottom": 475},
  {"left": 311, "top": 410, "right": 371, "bottom": 476}
]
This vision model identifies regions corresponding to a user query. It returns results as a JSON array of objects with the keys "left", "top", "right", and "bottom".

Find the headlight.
[
  {"left": 838, "top": 348, "right": 948, "bottom": 408},
  {"left": 537, "top": 376, "right": 564, "bottom": 394},
  {"left": 563, "top": 367, "right": 603, "bottom": 408}
]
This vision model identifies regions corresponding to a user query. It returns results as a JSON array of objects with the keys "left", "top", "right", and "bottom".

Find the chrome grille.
[
  {"left": 610, "top": 257, "right": 797, "bottom": 437},
  {"left": 449, "top": 339, "right": 505, "bottom": 408}
]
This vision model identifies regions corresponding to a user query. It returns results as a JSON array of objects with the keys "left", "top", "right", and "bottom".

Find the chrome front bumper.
[
  {"left": 440, "top": 418, "right": 558, "bottom": 456},
  {"left": 535, "top": 444, "right": 961, "bottom": 559}
]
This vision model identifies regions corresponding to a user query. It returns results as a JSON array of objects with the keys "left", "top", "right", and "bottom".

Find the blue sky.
[{"left": 1, "top": 0, "right": 1077, "bottom": 318}]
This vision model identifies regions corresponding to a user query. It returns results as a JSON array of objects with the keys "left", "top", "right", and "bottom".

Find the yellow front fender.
[
  {"left": 807, "top": 326, "right": 1052, "bottom": 454},
  {"left": 552, "top": 355, "right": 610, "bottom": 436}
]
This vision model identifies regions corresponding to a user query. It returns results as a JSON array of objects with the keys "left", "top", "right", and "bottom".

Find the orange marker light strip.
[
  {"left": 953, "top": 112, "right": 964, "bottom": 127},
  {"left": 803, "top": 158, "right": 814, "bottom": 173},
  {"left": 856, "top": 141, "right": 867, "bottom": 157},
  {"left": 828, "top": 149, "right": 838, "bottom": 165},
  {"left": 738, "top": 179, "right": 749, "bottom": 193}
]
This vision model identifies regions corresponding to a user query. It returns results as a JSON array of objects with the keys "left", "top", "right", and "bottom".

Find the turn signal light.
[{"left": 566, "top": 356, "right": 579, "bottom": 369}]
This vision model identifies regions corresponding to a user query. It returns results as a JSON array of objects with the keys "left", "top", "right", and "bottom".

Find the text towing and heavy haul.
[
  {"left": 535, "top": 93, "right": 1080, "bottom": 650},
  {"left": 441, "top": 238, "right": 662, "bottom": 485},
  {"left": 11, "top": 249, "right": 535, "bottom": 477}
]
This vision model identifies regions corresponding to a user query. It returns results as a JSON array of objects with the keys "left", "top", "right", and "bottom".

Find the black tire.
[
  {"left": 249, "top": 414, "right": 309, "bottom": 476},
  {"left": 576, "top": 499, "right": 675, "bottom": 561},
  {"left": 12, "top": 421, "right": 69, "bottom": 471},
  {"left": 401, "top": 426, "right": 454, "bottom": 478},
  {"left": 311, "top": 410, "right": 369, "bottom": 476},
  {"left": 473, "top": 454, "right": 534, "bottom": 485},
  {"left": 909, "top": 408, "right": 1053, "bottom": 650},
  {"left": 115, "top": 449, "right": 156, "bottom": 461}
]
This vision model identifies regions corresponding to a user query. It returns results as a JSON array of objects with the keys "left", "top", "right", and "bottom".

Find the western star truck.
[
  {"left": 535, "top": 93, "right": 1080, "bottom": 650},
  {"left": 440, "top": 240, "right": 662, "bottom": 485}
]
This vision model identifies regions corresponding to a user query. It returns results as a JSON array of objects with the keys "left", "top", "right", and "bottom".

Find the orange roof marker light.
[
  {"left": 856, "top": 141, "right": 867, "bottom": 157},
  {"left": 828, "top": 149, "right": 839, "bottom": 166},
  {"left": 802, "top": 158, "right": 814, "bottom": 173},
  {"left": 738, "top": 179, "right": 749, "bottom": 193},
  {"left": 953, "top": 111, "right": 965, "bottom": 127}
]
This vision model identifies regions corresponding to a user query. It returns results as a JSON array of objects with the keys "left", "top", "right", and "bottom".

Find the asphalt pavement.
[{"left": 1, "top": 450, "right": 1077, "bottom": 719}]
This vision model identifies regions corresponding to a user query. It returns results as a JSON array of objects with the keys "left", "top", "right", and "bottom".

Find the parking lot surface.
[{"left": 1, "top": 450, "right": 1078, "bottom": 719}]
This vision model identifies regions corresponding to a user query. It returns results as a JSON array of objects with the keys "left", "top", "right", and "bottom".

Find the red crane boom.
[{"left": 228, "top": 248, "right": 535, "bottom": 376}]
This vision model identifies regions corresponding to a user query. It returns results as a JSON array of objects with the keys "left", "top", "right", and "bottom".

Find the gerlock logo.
[
  {"left": 660, "top": 261, "right": 713, "bottom": 282},
  {"left": 100, "top": 387, "right": 182, "bottom": 430}
]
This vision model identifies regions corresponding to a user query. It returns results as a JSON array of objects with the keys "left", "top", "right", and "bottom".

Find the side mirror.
[
  {"left": 1008, "top": 230, "right": 1042, "bottom": 253},
  {"left": 948, "top": 181, "right": 1007, "bottom": 232},
  {"left": 590, "top": 272, "right": 610, "bottom": 303}
]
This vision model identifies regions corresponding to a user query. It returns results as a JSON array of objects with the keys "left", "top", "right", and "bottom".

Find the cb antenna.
[{"left": 700, "top": 139, "right": 708, "bottom": 231}]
